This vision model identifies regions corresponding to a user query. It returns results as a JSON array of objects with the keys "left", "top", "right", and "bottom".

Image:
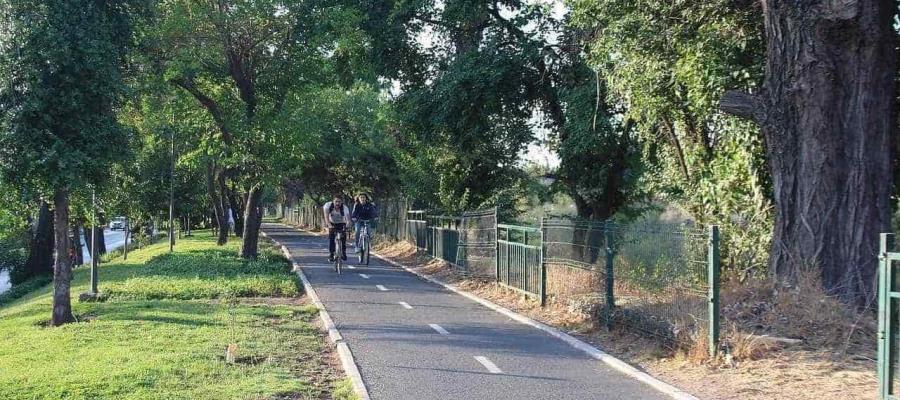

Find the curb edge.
[{"left": 261, "top": 229, "right": 371, "bottom": 400}]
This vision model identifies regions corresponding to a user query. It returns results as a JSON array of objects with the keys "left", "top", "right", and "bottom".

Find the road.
[
  {"left": 263, "top": 223, "right": 670, "bottom": 400},
  {"left": 0, "top": 229, "right": 128, "bottom": 295}
]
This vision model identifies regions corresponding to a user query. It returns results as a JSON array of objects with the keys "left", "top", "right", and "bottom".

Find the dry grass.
[
  {"left": 545, "top": 263, "right": 600, "bottom": 304},
  {"left": 721, "top": 267, "right": 876, "bottom": 358},
  {"left": 372, "top": 239, "right": 879, "bottom": 400}
]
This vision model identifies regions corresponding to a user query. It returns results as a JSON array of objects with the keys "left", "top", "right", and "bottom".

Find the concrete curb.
[
  {"left": 370, "top": 250, "right": 700, "bottom": 400},
  {"left": 261, "top": 230, "right": 371, "bottom": 400}
]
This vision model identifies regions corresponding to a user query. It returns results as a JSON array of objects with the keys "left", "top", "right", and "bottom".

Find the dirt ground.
[{"left": 373, "top": 240, "right": 877, "bottom": 400}]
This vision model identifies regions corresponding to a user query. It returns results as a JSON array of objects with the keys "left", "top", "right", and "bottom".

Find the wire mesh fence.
[
  {"left": 375, "top": 199, "right": 408, "bottom": 242},
  {"left": 456, "top": 208, "right": 497, "bottom": 277}
]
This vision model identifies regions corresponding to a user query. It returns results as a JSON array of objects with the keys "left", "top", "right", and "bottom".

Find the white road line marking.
[
  {"left": 347, "top": 265, "right": 356, "bottom": 270},
  {"left": 429, "top": 324, "right": 450, "bottom": 335},
  {"left": 376, "top": 285, "right": 389, "bottom": 291},
  {"left": 474, "top": 356, "right": 503, "bottom": 374},
  {"left": 398, "top": 301, "right": 413, "bottom": 309},
  {"left": 359, "top": 273, "right": 370, "bottom": 279}
]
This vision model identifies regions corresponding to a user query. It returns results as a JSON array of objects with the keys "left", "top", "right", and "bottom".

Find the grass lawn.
[{"left": 0, "top": 231, "right": 354, "bottom": 400}]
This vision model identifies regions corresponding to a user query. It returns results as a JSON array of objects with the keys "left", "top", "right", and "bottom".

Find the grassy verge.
[
  {"left": 0, "top": 275, "right": 52, "bottom": 307},
  {"left": 0, "top": 232, "right": 354, "bottom": 400}
]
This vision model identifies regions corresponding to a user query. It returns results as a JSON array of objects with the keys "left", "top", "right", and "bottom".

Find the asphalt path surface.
[{"left": 263, "top": 223, "right": 670, "bottom": 400}]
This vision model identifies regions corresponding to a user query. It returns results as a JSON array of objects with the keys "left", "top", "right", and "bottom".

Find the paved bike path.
[{"left": 263, "top": 223, "right": 670, "bottom": 400}]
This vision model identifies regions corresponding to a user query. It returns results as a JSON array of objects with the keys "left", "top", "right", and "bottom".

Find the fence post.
[
  {"left": 707, "top": 225, "right": 721, "bottom": 358},
  {"left": 495, "top": 225, "right": 501, "bottom": 283},
  {"left": 604, "top": 222, "right": 615, "bottom": 330},
  {"left": 878, "top": 233, "right": 895, "bottom": 399},
  {"left": 539, "top": 217, "right": 546, "bottom": 306}
]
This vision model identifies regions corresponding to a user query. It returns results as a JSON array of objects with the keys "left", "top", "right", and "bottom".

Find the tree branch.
[
  {"left": 719, "top": 90, "right": 765, "bottom": 123},
  {"left": 169, "top": 76, "right": 234, "bottom": 146}
]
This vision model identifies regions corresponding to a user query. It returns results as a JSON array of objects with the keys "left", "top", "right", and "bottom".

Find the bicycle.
[
  {"left": 331, "top": 227, "right": 346, "bottom": 275},
  {"left": 356, "top": 219, "right": 374, "bottom": 266}
]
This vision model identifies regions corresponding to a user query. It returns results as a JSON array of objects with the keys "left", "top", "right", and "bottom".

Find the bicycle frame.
[
  {"left": 358, "top": 220, "right": 373, "bottom": 265},
  {"left": 332, "top": 227, "right": 345, "bottom": 274}
]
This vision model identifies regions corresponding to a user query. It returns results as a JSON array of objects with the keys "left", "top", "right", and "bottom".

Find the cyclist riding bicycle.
[
  {"left": 323, "top": 196, "right": 351, "bottom": 262},
  {"left": 351, "top": 193, "right": 378, "bottom": 253}
]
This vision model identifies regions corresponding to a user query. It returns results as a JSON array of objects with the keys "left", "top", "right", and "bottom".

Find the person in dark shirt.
[{"left": 351, "top": 193, "right": 377, "bottom": 252}]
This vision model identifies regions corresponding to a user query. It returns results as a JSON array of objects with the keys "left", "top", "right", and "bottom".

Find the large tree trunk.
[
  {"left": 720, "top": 0, "right": 896, "bottom": 303},
  {"left": 85, "top": 225, "right": 107, "bottom": 256},
  {"left": 51, "top": 189, "right": 75, "bottom": 326},
  {"left": 72, "top": 222, "right": 83, "bottom": 267},
  {"left": 206, "top": 161, "right": 229, "bottom": 245},
  {"left": 227, "top": 187, "right": 244, "bottom": 238},
  {"left": 239, "top": 184, "right": 263, "bottom": 260},
  {"left": 21, "top": 201, "right": 54, "bottom": 283}
]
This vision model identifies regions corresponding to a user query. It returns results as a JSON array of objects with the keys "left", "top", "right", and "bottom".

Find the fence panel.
[
  {"left": 406, "top": 211, "right": 427, "bottom": 251},
  {"left": 878, "top": 233, "right": 900, "bottom": 400},
  {"left": 497, "top": 223, "right": 543, "bottom": 304},
  {"left": 456, "top": 208, "right": 497, "bottom": 277},
  {"left": 377, "top": 199, "right": 408, "bottom": 241},
  {"left": 427, "top": 215, "right": 461, "bottom": 265},
  {"left": 542, "top": 217, "right": 719, "bottom": 354}
]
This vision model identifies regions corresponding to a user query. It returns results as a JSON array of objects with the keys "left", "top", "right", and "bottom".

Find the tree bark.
[
  {"left": 21, "top": 200, "right": 54, "bottom": 283},
  {"left": 720, "top": 0, "right": 897, "bottom": 303},
  {"left": 72, "top": 223, "right": 83, "bottom": 267},
  {"left": 83, "top": 226, "right": 105, "bottom": 256},
  {"left": 206, "top": 160, "right": 229, "bottom": 245},
  {"left": 51, "top": 189, "right": 75, "bottom": 326},
  {"left": 227, "top": 187, "right": 244, "bottom": 238},
  {"left": 239, "top": 184, "right": 263, "bottom": 259}
]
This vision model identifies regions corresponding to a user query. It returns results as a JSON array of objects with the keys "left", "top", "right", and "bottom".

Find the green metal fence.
[
  {"left": 426, "top": 215, "right": 461, "bottom": 265},
  {"left": 496, "top": 223, "right": 544, "bottom": 304},
  {"left": 878, "top": 233, "right": 900, "bottom": 400},
  {"left": 406, "top": 210, "right": 427, "bottom": 251}
]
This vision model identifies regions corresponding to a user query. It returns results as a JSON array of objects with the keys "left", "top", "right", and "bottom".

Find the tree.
[
  {"left": 150, "top": 0, "right": 350, "bottom": 258},
  {"left": 0, "top": 0, "right": 139, "bottom": 325},
  {"left": 365, "top": 0, "right": 557, "bottom": 211},
  {"left": 719, "top": 0, "right": 897, "bottom": 302},
  {"left": 570, "top": 0, "right": 773, "bottom": 273},
  {"left": 536, "top": 25, "right": 646, "bottom": 220},
  {"left": 19, "top": 201, "right": 53, "bottom": 282}
]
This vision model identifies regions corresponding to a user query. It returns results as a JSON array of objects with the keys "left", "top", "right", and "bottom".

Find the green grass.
[
  {"left": 0, "top": 232, "right": 354, "bottom": 400},
  {"left": 0, "top": 275, "right": 52, "bottom": 307}
]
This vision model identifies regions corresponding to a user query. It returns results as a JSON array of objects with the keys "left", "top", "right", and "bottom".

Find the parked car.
[{"left": 109, "top": 217, "right": 127, "bottom": 231}]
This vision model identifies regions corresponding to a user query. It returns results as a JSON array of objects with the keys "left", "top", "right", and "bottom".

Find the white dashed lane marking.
[
  {"left": 429, "top": 324, "right": 450, "bottom": 335},
  {"left": 399, "top": 301, "right": 413, "bottom": 309},
  {"left": 474, "top": 356, "right": 503, "bottom": 374},
  {"left": 359, "top": 274, "right": 370, "bottom": 279},
  {"left": 376, "top": 285, "right": 389, "bottom": 291}
]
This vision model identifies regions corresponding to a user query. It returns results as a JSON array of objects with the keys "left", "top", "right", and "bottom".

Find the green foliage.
[
  {"left": 282, "top": 84, "right": 402, "bottom": 199},
  {"left": 0, "top": 0, "right": 139, "bottom": 191},
  {"left": 569, "top": 0, "right": 772, "bottom": 274}
]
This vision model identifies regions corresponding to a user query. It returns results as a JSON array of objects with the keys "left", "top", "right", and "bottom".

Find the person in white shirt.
[{"left": 322, "top": 196, "right": 351, "bottom": 261}]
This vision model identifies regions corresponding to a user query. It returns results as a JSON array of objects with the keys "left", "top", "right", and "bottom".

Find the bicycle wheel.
[
  {"left": 358, "top": 233, "right": 365, "bottom": 264},
  {"left": 334, "top": 235, "right": 344, "bottom": 275},
  {"left": 364, "top": 237, "right": 370, "bottom": 265}
]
